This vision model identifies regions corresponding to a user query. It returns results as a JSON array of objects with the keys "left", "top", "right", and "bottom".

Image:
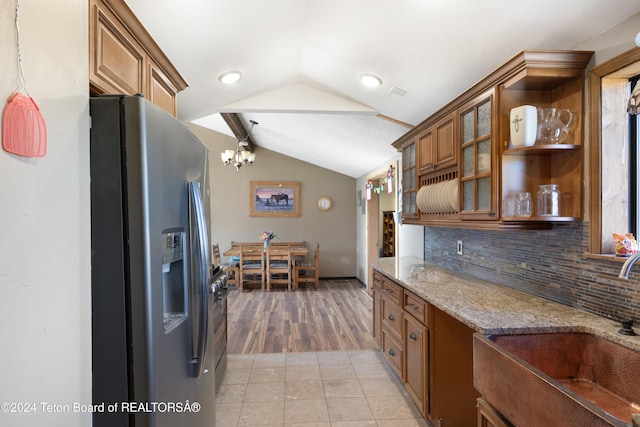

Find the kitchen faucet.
[{"left": 618, "top": 251, "right": 640, "bottom": 279}]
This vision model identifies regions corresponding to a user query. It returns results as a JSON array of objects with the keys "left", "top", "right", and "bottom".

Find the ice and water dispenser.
[{"left": 162, "top": 229, "right": 187, "bottom": 332}]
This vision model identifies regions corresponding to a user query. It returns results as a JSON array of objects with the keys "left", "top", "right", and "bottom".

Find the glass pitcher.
[{"left": 536, "top": 108, "right": 574, "bottom": 144}]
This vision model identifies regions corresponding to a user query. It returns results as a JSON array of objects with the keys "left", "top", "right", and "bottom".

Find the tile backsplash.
[{"left": 424, "top": 222, "right": 640, "bottom": 323}]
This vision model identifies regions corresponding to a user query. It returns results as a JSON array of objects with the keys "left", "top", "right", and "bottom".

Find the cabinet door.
[
  {"left": 430, "top": 307, "right": 480, "bottom": 427},
  {"left": 405, "top": 314, "right": 428, "bottom": 416},
  {"left": 434, "top": 113, "right": 456, "bottom": 169},
  {"left": 459, "top": 89, "right": 498, "bottom": 220},
  {"left": 381, "top": 328, "right": 404, "bottom": 379},
  {"left": 90, "top": 0, "right": 146, "bottom": 95},
  {"left": 148, "top": 60, "right": 179, "bottom": 116},
  {"left": 402, "top": 141, "right": 417, "bottom": 218},
  {"left": 418, "top": 127, "right": 435, "bottom": 172},
  {"left": 418, "top": 113, "right": 456, "bottom": 174}
]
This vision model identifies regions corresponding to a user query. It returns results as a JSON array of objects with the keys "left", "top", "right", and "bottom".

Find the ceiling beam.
[{"left": 220, "top": 113, "right": 255, "bottom": 152}]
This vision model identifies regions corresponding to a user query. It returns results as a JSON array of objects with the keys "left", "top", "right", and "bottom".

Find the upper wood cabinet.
[
  {"left": 459, "top": 88, "right": 498, "bottom": 221},
  {"left": 393, "top": 50, "right": 594, "bottom": 229},
  {"left": 401, "top": 140, "right": 418, "bottom": 219},
  {"left": 418, "top": 112, "right": 456, "bottom": 173},
  {"left": 89, "top": 0, "right": 188, "bottom": 116},
  {"left": 499, "top": 54, "right": 589, "bottom": 223}
]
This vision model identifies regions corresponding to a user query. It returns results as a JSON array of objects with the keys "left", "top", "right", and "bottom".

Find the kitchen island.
[{"left": 372, "top": 256, "right": 640, "bottom": 427}]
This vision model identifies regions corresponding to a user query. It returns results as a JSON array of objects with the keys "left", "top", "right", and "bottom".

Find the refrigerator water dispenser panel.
[{"left": 162, "top": 229, "right": 187, "bottom": 332}]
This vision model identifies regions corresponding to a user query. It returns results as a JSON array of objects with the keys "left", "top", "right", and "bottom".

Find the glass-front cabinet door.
[
  {"left": 402, "top": 141, "right": 417, "bottom": 219},
  {"left": 459, "top": 89, "right": 497, "bottom": 220}
]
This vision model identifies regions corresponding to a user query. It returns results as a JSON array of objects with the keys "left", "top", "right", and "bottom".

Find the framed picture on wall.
[{"left": 249, "top": 181, "right": 301, "bottom": 217}]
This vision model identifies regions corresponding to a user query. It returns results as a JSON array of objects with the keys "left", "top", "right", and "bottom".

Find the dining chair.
[
  {"left": 293, "top": 242, "right": 319, "bottom": 289},
  {"left": 213, "top": 243, "right": 239, "bottom": 289},
  {"left": 239, "top": 244, "right": 265, "bottom": 291},
  {"left": 212, "top": 243, "right": 222, "bottom": 263},
  {"left": 266, "top": 246, "right": 292, "bottom": 291}
]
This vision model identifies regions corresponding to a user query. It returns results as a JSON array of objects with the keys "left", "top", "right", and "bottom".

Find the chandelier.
[{"left": 220, "top": 120, "right": 258, "bottom": 170}]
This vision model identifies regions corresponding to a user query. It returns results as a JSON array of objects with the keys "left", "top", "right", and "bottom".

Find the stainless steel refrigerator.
[{"left": 90, "top": 95, "right": 215, "bottom": 427}]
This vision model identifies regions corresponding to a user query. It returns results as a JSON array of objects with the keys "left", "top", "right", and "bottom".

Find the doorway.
[{"left": 366, "top": 162, "right": 399, "bottom": 292}]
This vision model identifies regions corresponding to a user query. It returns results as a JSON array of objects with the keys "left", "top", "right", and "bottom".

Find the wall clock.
[{"left": 317, "top": 196, "right": 332, "bottom": 211}]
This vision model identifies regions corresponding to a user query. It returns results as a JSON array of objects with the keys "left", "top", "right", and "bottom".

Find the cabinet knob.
[
  {"left": 388, "top": 314, "right": 395, "bottom": 321},
  {"left": 388, "top": 349, "right": 395, "bottom": 356},
  {"left": 488, "top": 211, "right": 496, "bottom": 217},
  {"left": 409, "top": 332, "right": 417, "bottom": 341}
]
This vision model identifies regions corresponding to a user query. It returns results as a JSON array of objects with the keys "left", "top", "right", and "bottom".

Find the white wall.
[
  {"left": 0, "top": 2, "right": 91, "bottom": 426},
  {"left": 355, "top": 174, "right": 369, "bottom": 282},
  {"left": 398, "top": 224, "right": 424, "bottom": 258}
]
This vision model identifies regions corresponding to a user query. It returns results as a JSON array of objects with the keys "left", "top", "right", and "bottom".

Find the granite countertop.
[{"left": 373, "top": 256, "right": 640, "bottom": 351}]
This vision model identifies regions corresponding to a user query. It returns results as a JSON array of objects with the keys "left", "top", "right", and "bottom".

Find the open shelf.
[
  {"left": 501, "top": 215, "right": 578, "bottom": 222},
  {"left": 503, "top": 144, "right": 581, "bottom": 155}
]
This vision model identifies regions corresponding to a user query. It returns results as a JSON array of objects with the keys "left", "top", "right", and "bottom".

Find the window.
[
  {"left": 630, "top": 76, "right": 640, "bottom": 237},
  {"left": 589, "top": 49, "right": 640, "bottom": 255}
]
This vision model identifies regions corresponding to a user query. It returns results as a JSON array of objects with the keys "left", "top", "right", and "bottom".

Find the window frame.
[
  {"left": 589, "top": 48, "right": 640, "bottom": 255},
  {"left": 631, "top": 79, "right": 639, "bottom": 238}
]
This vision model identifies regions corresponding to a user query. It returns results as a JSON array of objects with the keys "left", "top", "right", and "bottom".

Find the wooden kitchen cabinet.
[
  {"left": 404, "top": 290, "right": 429, "bottom": 416},
  {"left": 459, "top": 88, "right": 498, "bottom": 220},
  {"left": 429, "top": 306, "right": 480, "bottom": 427},
  {"left": 147, "top": 59, "right": 181, "bottom": 115},
  {"left": 392, "top": 50, "right": 593, "bottom": 229},
  {"left": 380, "top": 277, "right": 403, "bottom": 337},
  {"left": 379, "top": 274, "right": 404, "bottom": 378},
  {"left": 418, "top": 112, "right": 456, "bottom": 174},
  {"left": 499, "top": 53, "right": 590, "bottom": 222},
  {"left": 372, "top": 269, "right": 476, "bottom": 426},
  {"left": 89, "top": 0, "right": 188, "bottom": 116},
  {"left": 401, "top": 141, "right": 418, "bottom": 219}
]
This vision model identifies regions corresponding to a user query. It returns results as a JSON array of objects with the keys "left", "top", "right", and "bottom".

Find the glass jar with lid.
[{"left": 537, "top": 184, "right": 560, "bottom": 216}]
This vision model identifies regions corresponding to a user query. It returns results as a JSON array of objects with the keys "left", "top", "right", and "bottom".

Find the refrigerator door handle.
[{"left": 188, "top": 181, "right": 210, "bottom": 378}]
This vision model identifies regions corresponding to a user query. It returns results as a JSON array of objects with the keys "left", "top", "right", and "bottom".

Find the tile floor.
[{"left": 215, "top": 350, "right": 430, "bottom": 426}]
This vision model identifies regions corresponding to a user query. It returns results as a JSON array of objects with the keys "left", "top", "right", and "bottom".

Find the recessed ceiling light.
[
  {"left": 360, "top": 73, "right": 383, "bottom": 88},
  {"left": 218, "top": 71, "right": 241, "bottom": 84}
]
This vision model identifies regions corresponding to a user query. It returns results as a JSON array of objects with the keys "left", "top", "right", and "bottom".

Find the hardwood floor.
[{"left": 227, "top": 279, "right": 378, "bottom": 354}]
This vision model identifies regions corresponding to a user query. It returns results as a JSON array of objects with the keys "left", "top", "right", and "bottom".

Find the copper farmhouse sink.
[{"left": 473, "top": 333, "right": 640, "bottom": 427}]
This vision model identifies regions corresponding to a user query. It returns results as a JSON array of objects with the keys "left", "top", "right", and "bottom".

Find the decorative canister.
[
  {"left": 537, "top": 184, "right": 560, "bottom": 216},
  {"left": 515, "top": 192, "right": 532, "bottom": 217},
  {"left": 510, "top": 105, "right": 537, "bottom": 147}
]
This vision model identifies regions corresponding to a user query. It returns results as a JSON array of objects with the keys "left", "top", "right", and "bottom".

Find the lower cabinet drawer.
[
  {"left": 381, "top": 277, "right": 403, "bottom": 306},
  {"left": 372, "top": 271, "right": 383, "bottom": 290},
  {"left": 382, "top": 299, "right": 403, "bottom": 337},
  {"left": 404, "top": 290, "right": 428, "bottom": 325},
  {"left": 382, "top": 327, "right": 404, "bottom": 379}
]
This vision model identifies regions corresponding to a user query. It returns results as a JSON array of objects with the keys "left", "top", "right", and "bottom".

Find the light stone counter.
[{"left": 373, "top": 256, "right": 640, "bottom": 351}]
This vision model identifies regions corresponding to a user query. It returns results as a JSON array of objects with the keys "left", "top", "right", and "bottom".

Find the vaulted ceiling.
[{"left": 125, "top": 0, "right": 640, "bottom": 177}]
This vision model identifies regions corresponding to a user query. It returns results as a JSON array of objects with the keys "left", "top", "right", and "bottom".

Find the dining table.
[
  {"left": 223, "top": 244, "right": 310, "bottom": 291},
  {"left": 222, "top": 245, "right": 309, "bottom": 258}
]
